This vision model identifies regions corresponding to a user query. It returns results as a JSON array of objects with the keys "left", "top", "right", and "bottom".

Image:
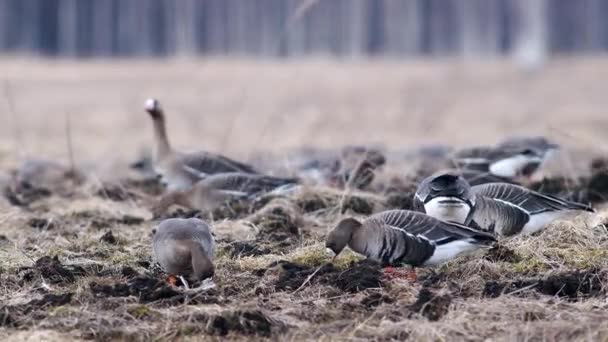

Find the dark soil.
[
  {"left": 99, "top": 230, "right": 118, "bottom": 245},
  {"left": 271, "top": 259, "right": 382, "bottom": 293},
  {"left": 19, "top": 256, "right": 86, "bottom": 284},
  {"left": 483, "top": 268, "right": 605, "bottom": 300},
  {"left": 184, "top": 310, "right": 277, "bottom": 337},
  {"left": 409, "top": 288, "right": 453, "bottom": 321},
  {"left": 27, "top": 217, "right": 56, "bottom": 230},
  {"left": 224, "top": 241, "right": 271, "bottom": 258}
]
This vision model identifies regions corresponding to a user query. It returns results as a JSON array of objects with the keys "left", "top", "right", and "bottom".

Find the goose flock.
[
  {"left": 133, "top": 98, "right": 598, "bottom": 287},
  {"left": 3, "top": 98, "right": 598, "bottom": 289}
]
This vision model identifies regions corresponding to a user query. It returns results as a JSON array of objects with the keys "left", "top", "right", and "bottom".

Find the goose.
[
  {"left": 451, "top": 137, "right": 558, "bottom": 183},
  {"left": 325, "top": 210, "right": 495, "bottom": 271},
  {"left": 152, "top": 172, "right": 299, "bottom": 216},
  {"left": 144, "top": 98, "right": 258, "bottom": 191},
  {"left": 294, "top": 145, "right": 385, "bottom": 190},
  {"left": 414, "top": 172, "right": 595, "bottom": 237},
  {"left": 152, "top": 218, "right": 215, "bottom": 288}
]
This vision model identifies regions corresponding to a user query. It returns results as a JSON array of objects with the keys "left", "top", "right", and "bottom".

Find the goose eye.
[{"left": 521, "top": 149, "right": 535, "bottom": 156}]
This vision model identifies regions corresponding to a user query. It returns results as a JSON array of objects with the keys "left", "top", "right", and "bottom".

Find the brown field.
[{"left": 1, "top": 57, "right": 608, "bottom": 341}]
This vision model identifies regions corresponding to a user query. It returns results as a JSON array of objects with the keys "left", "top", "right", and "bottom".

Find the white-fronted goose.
[
  {"left": 144, "top": 99, "right": 258, "bottom": 191},
  {"left": 326, "top": 210, "right": 495, "bottom": 268},
  {"left": 414, "top": 172, "right": 595, "bottom": 237},
  {"left": 153, "top": 218, "right": 215, "bottom": 287},
  {"left": 152, "top": 172, "right": 299, "bottom": 216}
]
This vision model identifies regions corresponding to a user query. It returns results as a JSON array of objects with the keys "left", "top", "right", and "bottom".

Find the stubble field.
[{"left": 1, "top": 57, "right": 608, "bottom": 341}]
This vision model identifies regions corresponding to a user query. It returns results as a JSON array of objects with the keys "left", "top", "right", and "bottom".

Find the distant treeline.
[{"left": 0, "top": 0, "right": 606, "bottom": 58}]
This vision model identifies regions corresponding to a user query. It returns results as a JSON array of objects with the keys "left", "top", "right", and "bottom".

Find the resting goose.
[
  {"left": 414, "top": 172, "right": 595, "bottom": 237},
  {"left": 451, "top": 137, "right": 558, "bottom": 183},
  {"left": 153, "top": 218, "right": 215, "bottom": 287},
  {"left": 152, "top": 172, "right": 299, "bottom": 216},
  {"left": 144, "top": 99, "right": 258, "bottom": 191},
  {"left": 326, "top": 210, "right": 495, "bottom": 268}
]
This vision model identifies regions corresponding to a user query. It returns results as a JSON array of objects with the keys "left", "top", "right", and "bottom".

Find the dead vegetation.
[{"left": 1, "top": 59, "right": 608, "bottom": 341}]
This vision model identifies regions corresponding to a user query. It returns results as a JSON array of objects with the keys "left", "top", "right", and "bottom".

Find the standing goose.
[
  {"left": 152, "top": 172, "right": 299, "bottom": 216},
  {"left": 326, "top": 210, "right": 495, "bottom": 268},
  {"left": 153, "top": 218, "right": 215, "bottom": 288},
  {"left": 145, "top": 99, "right": 258, "bottom": 191},
  {"left": 414, "top": 172, "right": 595, "bottom": 237}
]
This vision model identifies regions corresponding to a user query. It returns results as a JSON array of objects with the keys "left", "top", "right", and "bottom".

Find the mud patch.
[
  {"left": 483, "top": 268, "right": 604, "bottom": 299},
  {"left": 89, "top": 276, "right": 219, "bottom": 304},
  {"left": 99, "top": 230, "right": 118, "bottom": 245},
  {"left": 27, "top": 217, "right": 56, "bottom": 230},
  {"left": 409, "top": 288, "right": 452, "bottom": 321},
  {"left": 182, "top": 310, "right": 278, "bottom": 337},
  {"left": 224, "top": 241, "right": 271, "bottom": 258},
  {"left": 20, "top": 256, "right": 85, "bottom": 284},
  {"left": 271, "top": 260, "right": 382, "bottom": 293}
]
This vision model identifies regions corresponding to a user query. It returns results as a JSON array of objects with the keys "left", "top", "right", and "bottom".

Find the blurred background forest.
[{"left": 0, "top": 0, "right": 605, "bottom": 59}]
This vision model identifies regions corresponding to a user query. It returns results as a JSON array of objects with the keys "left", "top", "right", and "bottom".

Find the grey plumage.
[
  {"left": 326, "top": 210, "right": 495, "bottom": 267},
  {"left": 415, "top": 173, "right": 595, "bottom": 237},
  {"left": 153, "top": 218, "right": 215, "bottom": 280},
  {"left": 144, "top": 98, "right": 258, "bottom": 191}
]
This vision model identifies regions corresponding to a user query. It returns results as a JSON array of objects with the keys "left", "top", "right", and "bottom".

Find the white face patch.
[
  {"left": 424, "top": 197, "right": 471, "bottom": 224},
  {"left": 489, "top": 155, "right": 541, "bottom": 178}
]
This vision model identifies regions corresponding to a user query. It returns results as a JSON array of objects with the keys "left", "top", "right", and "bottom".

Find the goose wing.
[
  {"left": 472, "top": 183, "right": 594, "bottom": 214},
  {"left": 472, "top": 195, "right": 530, "bottom": 236},
  {"left": 203, "top": 173, "right": 298, "bottom": 195},
  {"left": 374, "top": 210, "right": 495, "bottom": 244},
  {"left": 181, "top": 152, "right": 258, "bottom": 175}
]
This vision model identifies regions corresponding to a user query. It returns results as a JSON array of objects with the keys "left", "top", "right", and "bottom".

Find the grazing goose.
[
  {"left": 153, "top": 218, "right": 215, "bottom": 288},
  {"left": 144, "top": 99, "right": 258, "bottom": 191},
  {"left": 152, "top": 172, "right": 299, "bottom": 216},
  {"left": 414, "top": 172, "right": 595, "bottom": 237},
  {"left": 326, "top": 210, "right": 495, "bottom": 268}
]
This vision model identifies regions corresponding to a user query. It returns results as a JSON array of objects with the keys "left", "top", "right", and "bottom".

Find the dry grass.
[{"left": 1, "top": 57, "right": 608, "bottom": 341}]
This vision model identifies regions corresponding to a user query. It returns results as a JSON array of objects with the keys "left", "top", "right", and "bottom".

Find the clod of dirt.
[
  {"left": 225, "top": 241, "right": 270, "bottom": 258},
  {"left": 27, "top": 292, "right": 73, "bottom": 308},
  {"left": 340, "top": 196, "right": 374, "bottom": 215},
  {"left": 3, "top": 186, "right": 52, "bottom": 207},
  {"left": 483, "top": 244, "right": 521, "bottom": 263},
  {"left": 27, "top": 217, "right": 56, "bottom": 230},
  {"left": 0, "top": 234, "right": 10, "bottom": 248},
  {"left": 361, "top": 292, "right": 395, "bottom": 309},
  {"left": 483, "top": 268, "right": 604, "bottom": 300},
  {"left": 272, "top": 261, "right": 337, "bottom": 291},
  {"left": 409, "top": 288, "right": 452, "bottom": 321},
  {"left": 99, "top": 230, "right": 117, "bottom": 244},
  {"left": 96, "top": 182, "right": 136, "bottom": 202},
  {"left": 186, "top": 310, "right": 277, "bottom": 337},
  {"left": 90, "top": 276, "right": 179, "bottom": 302},
  {"left": 587, "top": 170, "right": 608, "bottom": 203},
  {"left": 121, "top": 266, "right": 139, "bottom": 278},
  {"left": 332, "top": 260, "right": 383, "bottom": 293},
  {"left": 250, "top": 202, "right": 300, "bottom": 241},
  {"left": 23, "top": 255, "right": 85, "bottom": 284},
  {"left": 208, "top": 310, "right": 275, "bottom": 336}
]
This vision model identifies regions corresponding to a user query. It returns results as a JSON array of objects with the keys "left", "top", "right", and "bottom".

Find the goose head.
[
  {"left": 144, "top": 98, "right": 163, "bottom": 120},
  {"left": 326, "top": 217, "right": 362, "bottom": 258},
  {"left": 415, "top": 172, "right": 475, "bottom": 224}
]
